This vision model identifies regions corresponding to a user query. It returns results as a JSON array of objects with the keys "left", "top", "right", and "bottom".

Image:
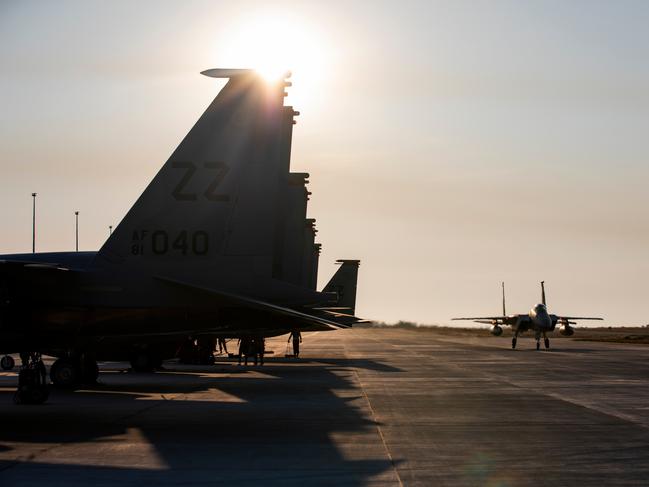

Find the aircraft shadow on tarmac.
[
  {"left": 0, "top": 358, "right": 402, "bottom": 485},
  {"left": 467, "top": 337, "right": 604, "bottom": 354},
  {"left": 507, "top": 346, "right": 602, "bottom": 354},
  {"left": 272, "top": 357, "right": 402, "bottom": 373}
]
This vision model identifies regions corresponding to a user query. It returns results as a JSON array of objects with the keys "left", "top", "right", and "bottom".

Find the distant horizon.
[{"left": 361, "top": 320, "right": 649, "bottom": 329}]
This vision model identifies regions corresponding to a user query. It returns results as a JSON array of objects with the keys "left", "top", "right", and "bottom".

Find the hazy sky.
[{"left": 1, "top": 0, "right": 648, "bottom": 325}]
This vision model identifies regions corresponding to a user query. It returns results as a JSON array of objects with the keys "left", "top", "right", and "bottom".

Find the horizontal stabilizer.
[
  {"left": 319, "top": 310, "right": 358, "bottom": 319},
  {"left": 200, "top": 68, "right": 255, "bottom": 78},
  {"left": 0, "top": 260, "right": 70, "bottom": 272},
  {"left": 156, "top": 276, "right": 347, "bottom": 331},
  {"left": 311, "top": 307, "right": 353, "bottom": 311}
]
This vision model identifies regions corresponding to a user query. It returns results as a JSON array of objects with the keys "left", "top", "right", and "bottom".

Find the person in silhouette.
[
  {"left": 218, "top": 337, "right": 228, "bottom": 355},
  {"left": 255, "top": 336, "right": 265, "bottom": 366},
  {"left": 238, "top": 336, "right": 251, "bottom": 365},
  {"left": 288, "top": 330, "right": 302, "bottom": 357}
]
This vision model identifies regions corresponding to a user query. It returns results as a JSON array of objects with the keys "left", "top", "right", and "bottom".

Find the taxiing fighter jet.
[
  {"left": 453, "top": 282, "right": 603, "bottom": 350},
  {"left": 0, "top": 69, "right": 365, "bottom": 403}
]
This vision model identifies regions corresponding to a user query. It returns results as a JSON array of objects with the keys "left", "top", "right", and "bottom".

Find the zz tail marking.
[{"left": 171, "top": 161, "right": 230, "bottom": 202}]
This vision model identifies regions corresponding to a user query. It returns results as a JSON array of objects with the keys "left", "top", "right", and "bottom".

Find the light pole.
[
  {"left": 75, "top": 211, "right": 79, "bottom": 252},
  {"left": 31, "top": 193, "right": 37, "bottom": 253}
]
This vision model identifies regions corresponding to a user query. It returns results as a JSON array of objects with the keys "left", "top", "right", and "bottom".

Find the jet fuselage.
[{"left": 528, "top": 303, "right": 553, "bottom": 331}]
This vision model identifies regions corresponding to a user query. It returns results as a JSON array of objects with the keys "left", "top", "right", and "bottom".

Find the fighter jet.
[
  {"left": 452, "top": 282, "right": 603, "bottom": 350},
  {"left": 0, "top": 69, "right": 366, "bottom": 403}
]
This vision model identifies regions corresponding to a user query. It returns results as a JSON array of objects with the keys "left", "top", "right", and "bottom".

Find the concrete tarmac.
[{"left": 1, "top": 328, "right": 649, "bottom": 486}]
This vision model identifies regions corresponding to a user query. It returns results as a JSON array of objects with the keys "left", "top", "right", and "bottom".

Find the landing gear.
[
  {"left": 511, "top": 337, "right": 517, "bottom": 349},
  {"left": 177, "top": 337, "right": 215, "bottom": 365},
  {"left": 50, "top": 354, "right": 99, "bottom": 388},
  {"left": 14, "top": 352, "right": 49, "bottom": 405},
  {"left": 536, "top": 341, "right": 540, "bottom": 351},
  {"left": 544, "top": 337, "right": 550, "bottom": 349},
  {"left": 50, "top": 358, "right": 78, "bottom": 388},
  {"left": 1, "top": 355, "right": 15, "bottom": 371}
]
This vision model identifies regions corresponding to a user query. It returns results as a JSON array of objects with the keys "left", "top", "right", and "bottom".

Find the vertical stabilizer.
[
  {"left": 92, "top": 70, "right": 296, "bottom": 291},
  {"left": 310, "top": 243, "right": 321, "bottom": 291},
  {"left": 323, "top": 260, "right": 360, "bottom": 315},
  {"left": 502, "top": 281, "right": 506, "bottom": 316},
  {"left": 276, "top": 173, "right": 310, "bottom": 285},
  {"left": 541, "top": 281, "right": 547, "bottom": 306},
  {"left": 301, "top": 219, "right": 317, "bottom": 289}
]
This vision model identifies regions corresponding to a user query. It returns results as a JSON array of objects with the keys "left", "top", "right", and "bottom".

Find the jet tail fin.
[
  {"left": 322, "top": 260, "right": 360, "bottom": 315},
  {"left": 541, "top": 281, "right": 547, "bottom": 306},
  {"left": 502, "top": 281, "right": 506, "bottom": 316},
  {"left": 91, "top": 70, "right": 296, "bottom": 292}
]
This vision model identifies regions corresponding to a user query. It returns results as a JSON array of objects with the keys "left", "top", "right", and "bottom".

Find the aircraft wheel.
[
  {"left": 536, "top": 341, "right": 540, "bottom": 351},
  {"left": 1, "top": 355, "right": 15, "bottom": 371},
  {"left": 544, "top": 338, "right": 550, "bottom": 349},
  {"left": 50, "top": 358, "right": 80, "bottom": 388},
  {"left": 511, "top": 338, "right": 517, "bottom": 349},
  {"left": 30, "top": 384, "right": 49, "bottom": 404}
]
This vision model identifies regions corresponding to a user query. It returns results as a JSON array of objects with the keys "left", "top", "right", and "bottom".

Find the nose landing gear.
[
  {"left": 14, "top": 352, "right": 49, "bottom": 405},
  {"left": 535, "top": 333, "right": 550, "bottom": 351}
]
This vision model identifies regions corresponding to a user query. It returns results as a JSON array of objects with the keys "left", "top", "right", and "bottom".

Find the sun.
[{"left": 217, "top": 12, "right": 329, "bottom": 104}]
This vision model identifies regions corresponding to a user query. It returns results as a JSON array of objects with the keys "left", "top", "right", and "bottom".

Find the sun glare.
[{"left": 218, "top": 12, "right": 329, "bottom": 105}]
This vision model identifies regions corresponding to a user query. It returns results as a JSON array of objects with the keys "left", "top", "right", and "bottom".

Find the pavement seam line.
[
  {"left": 353, "top": 369, "right": 404, "bottom": 487},
  {"left": 342, "top": 336, "right": 404, "bottom": 487}
]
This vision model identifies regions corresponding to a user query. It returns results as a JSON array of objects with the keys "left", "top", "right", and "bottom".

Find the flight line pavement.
[{"left": 1, "top": 328, "right": 648, "bottom": 486}]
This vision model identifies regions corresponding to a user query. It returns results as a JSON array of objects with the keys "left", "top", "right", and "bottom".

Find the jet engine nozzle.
[
  {"left": 559, "top": 325, "right": 574, "bottom": 337},
  {"left": 490, "top": 325, "right": 503, "bottom": 336}
]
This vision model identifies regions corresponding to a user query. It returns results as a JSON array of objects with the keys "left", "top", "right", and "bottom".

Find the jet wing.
[
  {"left": 315, "top": 309, "right": 371, "bottom": 326},
  {"left": 555, "top": 316, "right": 603, "bottom": 321},
  {"left": 452, "top": 315, "right": 525, "bottom": 326},
  {"left": 452, "top": 316, "right": 508, "bottom": 321},
  {"left": 156, "top": 276, "right": 350, "bottom": 331}
]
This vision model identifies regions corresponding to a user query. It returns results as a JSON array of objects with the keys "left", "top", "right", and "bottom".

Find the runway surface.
[{"left": 1, "top": 328, "right": 649, "bottom": 486}]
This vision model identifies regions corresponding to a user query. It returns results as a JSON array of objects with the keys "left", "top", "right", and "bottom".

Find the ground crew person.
[
  {"left": 288, "top": 330, "right": 302, "bottom": 357},
  {"left": 256, "top": 336, "right": 265, "bottom": 366},
  {"left": 218, "top": 337, "right": 228, "bottom": 355},
  {"left": 238, "top": 336, "right": 251, "bottom": 365},
  {"left": 248, "top": 336, "right": 264, "bottom": 366}
]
